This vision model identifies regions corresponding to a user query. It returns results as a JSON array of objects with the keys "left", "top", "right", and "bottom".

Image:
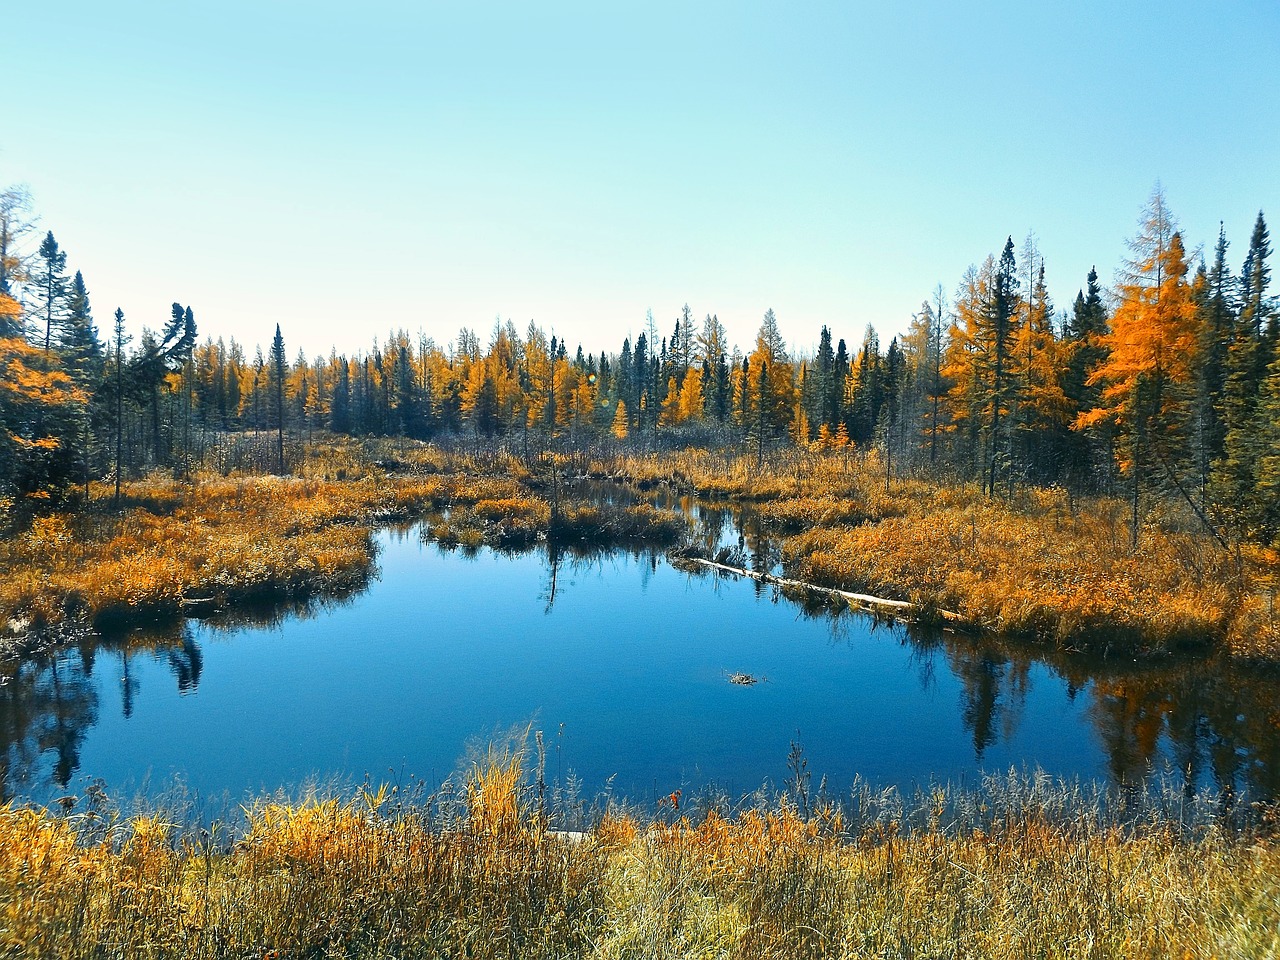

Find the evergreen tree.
[
  {"left": 982, "top": 238, "right": 1021, "bottom": 496},
  {"left": 270, "top": 323, "right": 287, "bottom": 472},
  {"left": 330, "top": 357, "right": 351, "bottom": 433},
  {"left": 1191, "top": 230, "right": 1234, "bottom": 499},
  {"left": 1063, "top": 267, "right": 1110, "bottom": 489},
  {"left": 60, "top": 271, "right": 102, "bottom": 386},
  {"left": 1212, "top": 212, "right": 1273, "bottom": 539},
  {"left": 108, "top": 309, "right": 131, "bottom": 505},
  {"left": 32, "top": 232, "right": 69, "bottom": 353},
  {"left": 813, "top": 325, "right": 836, "bottom": 430}
]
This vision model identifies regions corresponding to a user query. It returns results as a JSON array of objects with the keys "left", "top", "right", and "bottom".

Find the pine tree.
[
  {"left": 60, "top": 271, "right": 102, "bottom": 387},
  {"left": 1063, "top": 267, "right": 1110, "bottom": 489},
  {"left": 270, "top": 323, "right": 287, "bottom": 472},
  {"left": 32, "top": 232, "right": 69, "bottom": 353}
]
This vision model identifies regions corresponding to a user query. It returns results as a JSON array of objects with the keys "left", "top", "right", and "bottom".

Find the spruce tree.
[
  {"left": 1063, "top": 267, "right": 1110, "bottom": 489},
  {"left": 60, "top": 271, "right": 102, "bottom": 386},
  {"left": 270, "top": 323, "right": 287, "bottom": 472},
  {"left": 109, "top": 309, "right": 131, "bottom": 505},
  {"left": 32, "top": 232, "right": 69, "bottom": 353},
  {"left": 1212, "top": 212, "right": 1273, "bottom": 539},
  {"left": 1192, "top": 229, "right": 1234, "bottom": 497}
]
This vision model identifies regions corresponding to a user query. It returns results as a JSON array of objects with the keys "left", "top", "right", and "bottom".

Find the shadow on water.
[{"left": 3, "top": 481, "right": 1279, "bottom": 806}]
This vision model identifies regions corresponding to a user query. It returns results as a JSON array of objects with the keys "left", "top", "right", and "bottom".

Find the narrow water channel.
[{"left": 4, "top": 495, "right": 1278, "bottom": 810}]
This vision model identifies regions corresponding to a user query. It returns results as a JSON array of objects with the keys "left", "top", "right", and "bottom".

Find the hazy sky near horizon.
[{"left": 4, "top": 1, "right": 1278, "bottom": 359}]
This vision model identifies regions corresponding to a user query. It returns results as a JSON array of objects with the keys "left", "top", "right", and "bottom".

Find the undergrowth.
[{"left": 2, "top": 757, "right": 1277, "bottom": 959}]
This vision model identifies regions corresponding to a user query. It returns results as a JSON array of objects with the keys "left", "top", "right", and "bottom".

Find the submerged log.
[{"left": 679, "top": 556, "right": 963, "bottom": 624}]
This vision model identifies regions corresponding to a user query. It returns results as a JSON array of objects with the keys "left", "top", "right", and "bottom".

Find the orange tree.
[{"left": 1076, "top": 190, "right": 1199, "bottom": 546}]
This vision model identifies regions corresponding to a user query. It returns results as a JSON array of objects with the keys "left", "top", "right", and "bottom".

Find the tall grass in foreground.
[{"left": 2, "top": 761, "right": 1278, "bottom": 959}]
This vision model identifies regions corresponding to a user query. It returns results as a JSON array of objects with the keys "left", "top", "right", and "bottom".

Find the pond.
[{"left": 4, "top": 495, "right": 1279, "bottom": 811}]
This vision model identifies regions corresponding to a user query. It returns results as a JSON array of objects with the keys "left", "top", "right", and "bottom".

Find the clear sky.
[{"left": 4, "top": 1, "right": 1278, "bottom": 359}]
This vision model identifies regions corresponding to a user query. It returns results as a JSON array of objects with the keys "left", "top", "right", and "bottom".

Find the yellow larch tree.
[
  {"left": 677, "top": 365, "right": 704, "bottom": 423},
  {"left": 1078, "top": 189, "right": 1199, "bottom": 545}
]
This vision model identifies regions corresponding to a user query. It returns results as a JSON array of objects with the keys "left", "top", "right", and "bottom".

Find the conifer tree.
[
  {"left": 1212, "top": 211, "right": 1273, "bottom": 538},
  {"left": 32, "top": 232, "right": 69, "bottom": 353},
  {"left": 108, "top": 309, "right": 131, "bottom": 505},
  {"left": 1191, "top": 229, "right": 1234, "bottom": 499},
  {"left": 1063, "top": 267, "right": 1110, "bottom": 489},
  {"left": 1011, "top": 262, "right": 1067, "bottom": 484},
  {"left": 270, "top": 323, "right": 287, "bottom": 472},
  {"left": 1079, "top": 190, "right": 1198, "bottom": 545},
  {"left": 611, "top": 400, "right": 628, "bottom": 440},
  {"left": 60, "top": 271, "right": 102, "bottom": 386}
]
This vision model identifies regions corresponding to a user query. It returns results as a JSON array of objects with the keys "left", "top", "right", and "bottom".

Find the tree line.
[{"left": 1, "top": 185, "right": 1276, "bottom": 547}]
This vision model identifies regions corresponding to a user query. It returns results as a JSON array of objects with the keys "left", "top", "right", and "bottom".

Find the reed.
[{"left": 2, "top": 764, "right": 1276, "bottom": 958}]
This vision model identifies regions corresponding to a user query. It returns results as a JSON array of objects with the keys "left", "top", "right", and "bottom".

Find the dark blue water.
[{"left": 6, "top": 519, "right": 1279, "bottom": 808}]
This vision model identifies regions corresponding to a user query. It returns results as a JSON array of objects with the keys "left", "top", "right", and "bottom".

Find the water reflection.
[
  {"left": 907, "top": 625, "right": 1280, "bottom": 800},
  {"left": 0, "top": 644, "right": 97, "bottom": 796},
  {"left": 2, "top": 489, "right": 1278, "bottom": 806}
]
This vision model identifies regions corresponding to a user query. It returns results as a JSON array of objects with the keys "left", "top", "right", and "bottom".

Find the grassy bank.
[
  {"left": 0, "top": 444, "right": 687, "bottom": 638},
  {"left": 3, "top": 758, "right": 1277, "bottom": 959},
  {"left": 594, "top": 447, "right": 1280, "bottom": 662},
  {"left": 2, "top": 437, "right": 1277, "bottom": 660}
]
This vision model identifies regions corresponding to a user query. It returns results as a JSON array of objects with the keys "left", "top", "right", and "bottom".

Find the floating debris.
[{"left": 727, "top": 671, "right": 762, "bottom": 686}]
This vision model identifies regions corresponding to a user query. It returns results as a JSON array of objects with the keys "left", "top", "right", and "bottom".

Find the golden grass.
[
  {"left": 594, "top": 446, "right": 1279, "bottom": 659},
  {"left": 0, "top": 442, "right": 688, "bottom": 633},
  {"left": 0, "top": 475, "right": 443, "bottom": 630},
  {"left": 2, "top": 761, "right": 1277, "bottom": 959},
  {"left": 3, "top": 436, "right": 1276, "bottom": 657}
]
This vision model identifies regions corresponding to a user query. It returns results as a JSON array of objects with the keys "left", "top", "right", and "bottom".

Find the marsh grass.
[
  {"left": 3, "top": 760, "right": 1277, "bottom": 959},
  {"left": 595, "top": 446, "right": 1280, "bottom": 660},
  {"left": 0, "top": 447, "right": 687, "bottom": 637}
]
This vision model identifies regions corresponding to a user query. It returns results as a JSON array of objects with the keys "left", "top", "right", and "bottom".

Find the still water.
[{"left": 5, "top": 504, "right": 1279, "bottom": 808}]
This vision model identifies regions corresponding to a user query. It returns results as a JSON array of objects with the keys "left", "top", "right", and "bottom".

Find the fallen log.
[{"left": 676, "top": 556, "right": 963, "bottom": 623}]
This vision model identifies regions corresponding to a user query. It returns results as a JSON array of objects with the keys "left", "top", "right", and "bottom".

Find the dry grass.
[
  {"left": 0, "top": 474, "right": 444, "bottom": 631},
  {"left": 3, "top": 435, "right": 1275, "bottom": 657},
  {"left": 0, "top": 442, "right": 687, "bottom": 634},
  {"left": 594, "top": 446, "right": 1279, "bottom": 660},
  {"left": 2, "top": 760, "right": 1277, "bottom": 959}
]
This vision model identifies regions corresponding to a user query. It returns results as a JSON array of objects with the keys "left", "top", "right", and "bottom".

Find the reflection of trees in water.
[
  {"left": 945, "top": 651, "right": 1029, "bottom": 760},
  {"left": 1080, "top": 668, "right": 1280, "bottom": 800},
  {"left": 0, "top": 572, "right": 370, "bottom": 800},
  {"left": 539, "top": 541, "right": 667, "bottom": 612},
  {"left": 922, "top": 624, "right": 1280, "bottom": 800},
  {"left": 0, "top": 645, "right": 98, "bottom": 800},
  {"left": 0, "top": 625, "right": 206, "bottom": 798}
]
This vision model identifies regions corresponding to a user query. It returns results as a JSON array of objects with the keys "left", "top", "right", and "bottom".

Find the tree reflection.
[
  {"left": 0, "top": 646, "right": 97, "bottom": 800},
  {"left": 0, "top": 574, "right": 370, "bottom": 799}
]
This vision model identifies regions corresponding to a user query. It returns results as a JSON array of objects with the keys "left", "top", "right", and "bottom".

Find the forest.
[{"left": 3, "top": 186, "right": 1278, "bottom": 558}]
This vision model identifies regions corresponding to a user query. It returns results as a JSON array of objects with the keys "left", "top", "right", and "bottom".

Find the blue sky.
[{"left": 4, "top": 1, "right": 1278, "bottom": 358}]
